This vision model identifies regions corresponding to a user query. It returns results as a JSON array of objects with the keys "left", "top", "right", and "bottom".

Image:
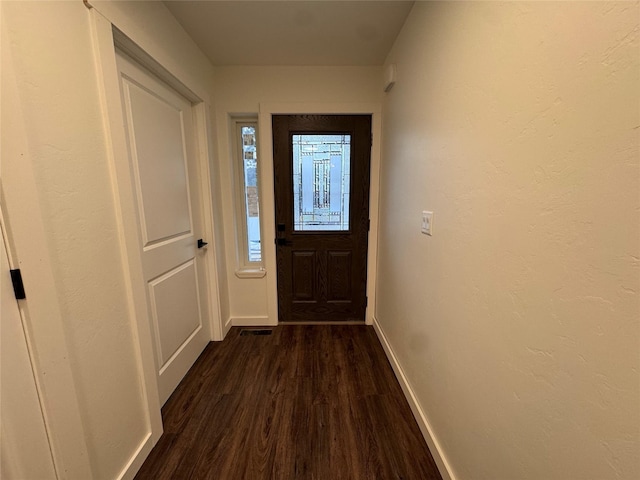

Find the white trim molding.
[
  {"left": 223, "top": 317, "right": 233, "bottom": 337},
  {"left": 115, "top": 432, "right": 153, "bottom": 480},
  {"left": 88, "top": 4, "right": 223, "bottom": 475},
  {"left": 235, "top": 268, "right": 266, "bottom": 279},
  {"left": 229, "top": 117, "right": 266, "bottom": 275},
  {"left": 89, "top": 8, "right": 164, "bottom": 448},
  {"left": 372, "top": 317, "right": 456, "bottom": 480},
  {"left": 231, "top": 316, "right": 276, "bottom": 327}
]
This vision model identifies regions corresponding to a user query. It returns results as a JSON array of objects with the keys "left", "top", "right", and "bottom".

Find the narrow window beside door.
[{"left": 233, "top": 118, "right": 264, "bottom": 276}]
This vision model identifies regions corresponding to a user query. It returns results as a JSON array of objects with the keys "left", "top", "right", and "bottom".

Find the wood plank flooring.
[{"left": 134, "top": 325, "right": 442, "bottom": 480}]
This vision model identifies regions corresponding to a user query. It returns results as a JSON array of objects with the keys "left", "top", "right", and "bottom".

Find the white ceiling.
[{"left": 163, "top": 1, "right": 414, "bottom": 66}]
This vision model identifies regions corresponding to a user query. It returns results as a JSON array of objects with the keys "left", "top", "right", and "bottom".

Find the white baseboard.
[
  {"left": 223, "top": 316, "right": 233, "bottom": 337},
  {"left": 231, "top": 316, "right": 275, "bottom": 327},
  {"left": 116, "top": 432, "right": 154, "bottom": 480},
  {"left": 372, "top": 317, "right": 456, "bottom": 480}
]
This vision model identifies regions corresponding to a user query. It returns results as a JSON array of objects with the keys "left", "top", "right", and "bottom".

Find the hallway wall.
[
  {"left": 1, "top": 1, "right": 215, "bottom": 478},
  {"left": 377, "top": 2, "right": 639, "bottom": 479}
]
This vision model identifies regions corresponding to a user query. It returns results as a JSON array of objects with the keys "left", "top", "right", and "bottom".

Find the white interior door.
[
  {"left": 117, "top": 52, "right": 211, "bottom": 405},
  {"left": 1, "top": 222, "right": 57, "bottom": 479}
]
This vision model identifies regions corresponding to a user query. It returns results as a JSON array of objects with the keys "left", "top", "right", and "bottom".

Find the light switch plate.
[{"left": 421, "top": 211, "right": 433, "bottom": 235}]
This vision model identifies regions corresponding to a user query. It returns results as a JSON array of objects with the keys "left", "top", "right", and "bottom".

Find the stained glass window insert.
[{"left": 292, "top": 134, "right": 351, "bottom": 231}]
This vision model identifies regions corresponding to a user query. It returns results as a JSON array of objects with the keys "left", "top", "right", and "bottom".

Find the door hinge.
[
  {"left": 367, "top": 219, "right": 371, "bottom": 231},
  {"left": 10, "top": 269, "right": 26, "bottom": 300},
  {"left": 365, "top": 296, "right": 368, "bottom": 308}
]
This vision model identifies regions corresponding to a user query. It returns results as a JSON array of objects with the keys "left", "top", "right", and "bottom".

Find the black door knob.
[
  {"left": 197, "top": 239, "right": 208, "bottom": 249},
  {"left": 276, "top": 238, "right": 293, "bottom": 246}
]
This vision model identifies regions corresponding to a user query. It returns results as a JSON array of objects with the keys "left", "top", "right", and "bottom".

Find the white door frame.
[
  {"left": 1, "top": 207, "right": 57, "bottom": 479},
  {"left": 1, "top": 19, "right": 92, "bottom": 476},
  {"left": 258, "top": 103, "right": 382, "bottom": 326},
  {"left": 88, "top": 7, "right": 223, "bottom": 470}
]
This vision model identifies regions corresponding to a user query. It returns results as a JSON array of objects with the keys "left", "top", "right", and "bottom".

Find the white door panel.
[
  {"left": 117, "top": 52, "right": 210, "bottom": 405},
  {"left": 1, "top": 226, "right": 57, "bottom": 479},
  {"left": 149, "top": 260, "right": 202, "bottom": 367},
  {"left": 123, "top": 80, "right": 193, "bottom": 245}
]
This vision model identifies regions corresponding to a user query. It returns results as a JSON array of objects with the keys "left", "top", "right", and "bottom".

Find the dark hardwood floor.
[{"left": 134, "top": 325, "right": 442, "bottom": 480}]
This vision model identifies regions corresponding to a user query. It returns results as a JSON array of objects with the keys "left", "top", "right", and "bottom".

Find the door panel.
[
  {"left": 273, "top": 115, "right": 371, "bottom": 322},
  {"left": 1, "top": 227, "right": 57, "bottom": 479},
  {"left": 126, "top": 81, "right": 192, "bottom": 245},
  {"left": 148, "top": 260, "right": 201, "bottom": 368},
  {"left": 117, "top": 53, "right": 210, "bottom": 405},
  {"left": 292, "top": 251, "right": 316, "bottom": 301},
  {"left": 327, "top": 251, "right": 351, "bottom": 301}
]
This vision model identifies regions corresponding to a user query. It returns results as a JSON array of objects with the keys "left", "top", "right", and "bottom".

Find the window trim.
[{"left": 231, "top": 117, "right": 265, "bottom": 278}]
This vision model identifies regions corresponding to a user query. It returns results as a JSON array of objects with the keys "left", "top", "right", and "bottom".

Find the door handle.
[
  {"left": 197, "top": 239, "right": 208, "bottom": 249},
  {"left": 275, "top": 223, "right": 291, "bottom": 246},
  {"left": 276, "top": 238, "right": 293, "bottom": 246}
]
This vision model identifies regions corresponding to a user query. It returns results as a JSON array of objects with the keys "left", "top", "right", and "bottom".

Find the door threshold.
[{"left": 279, "top": 321, "right": 366, "bottom": 325}]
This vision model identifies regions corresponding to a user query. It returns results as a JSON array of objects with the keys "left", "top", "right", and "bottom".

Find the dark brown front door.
[{"left": 273, "top": 115, "right": 372, "bottom": 322}]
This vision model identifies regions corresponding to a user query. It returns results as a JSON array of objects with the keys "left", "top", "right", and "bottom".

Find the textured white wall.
[
  {"left": 378, "top": 2, "right": 639, "bottom": 479},
  {"left": 1, "top": 1, "right": 215, "bottom": 478},
  {"left": 211, "top": 66, "right": 382, "bottom": 323},
  {"left": 2, "top": 3, "right": 146, "bottom": 478}
]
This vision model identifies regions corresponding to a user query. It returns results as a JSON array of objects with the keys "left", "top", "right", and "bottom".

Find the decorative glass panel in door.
[{"left": 292, "top": 134, "right": 351, "bottom": 231}]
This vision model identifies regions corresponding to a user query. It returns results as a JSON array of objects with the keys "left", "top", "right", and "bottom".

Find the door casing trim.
[
  {"left": 259, "top": 103, "right": 382, "bottom": 326},
  {"left": 89, "top": 8, "right": 223, "bottom": 478}
]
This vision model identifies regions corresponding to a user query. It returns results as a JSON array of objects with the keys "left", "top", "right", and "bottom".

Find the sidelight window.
[{"left": 233, "top": 119, "right": 263, "bottom": 275}]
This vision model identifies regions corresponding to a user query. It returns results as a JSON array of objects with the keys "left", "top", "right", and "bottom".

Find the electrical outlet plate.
[{"left": 421, "top": 211, "right": 433, "bottom": 235}]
